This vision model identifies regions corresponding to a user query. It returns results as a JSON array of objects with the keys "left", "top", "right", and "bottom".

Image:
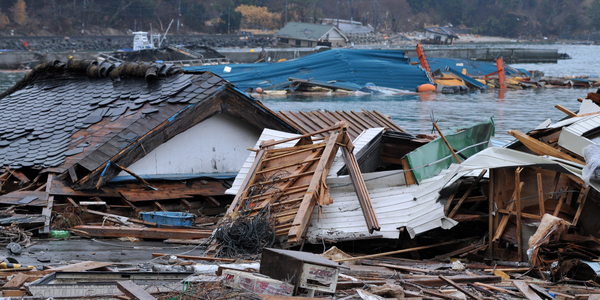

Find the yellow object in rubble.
[{"left": 434, "top": 78, "right": 464, "bottom": 86}]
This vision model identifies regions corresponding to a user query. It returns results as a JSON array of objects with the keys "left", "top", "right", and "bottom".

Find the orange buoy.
[
  {"left": 256, "top": 87, "right": 263, "bottom": 94},
  {"left": 418, "top": 84, "right": 436, "bottom": 93}
]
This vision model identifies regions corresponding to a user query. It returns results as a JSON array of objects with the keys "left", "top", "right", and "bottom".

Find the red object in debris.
[
  {"left": 23, "top": 41, "right": 28, "bottom": 48},
  {"left": 256, "top": 87, "right": 263, "bottom": 94},
  {"left": 418, "top": 84, "right": 436, "bottom": 93}
]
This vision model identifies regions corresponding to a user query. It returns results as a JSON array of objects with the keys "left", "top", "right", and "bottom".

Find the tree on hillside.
[
  {"left": 235, "top": 4, "right": 280, "bottom": 29},
  {"left": 10, "top": 0, "right": 27, "bottom": 26},
  {"left": 0, "top": 9, "right": 9, "bottom": 30},
  {"left": 218, "top": 10, "right": 242, "bottom": 33}
]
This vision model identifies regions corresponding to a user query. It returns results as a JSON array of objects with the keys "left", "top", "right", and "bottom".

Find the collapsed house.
[{"left": 0, "top": 59, "right": 300, "bottom": 237}]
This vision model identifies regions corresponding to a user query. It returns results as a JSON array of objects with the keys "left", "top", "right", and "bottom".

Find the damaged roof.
[
  {"left": 0, "top": 59, "right": 296, "bottom": 189},
  {"left": 274, "top": 22, "right": 348, "bottom": 42},
  {"left": 424, "top": 27, "right": 460, "bottom": 39}
]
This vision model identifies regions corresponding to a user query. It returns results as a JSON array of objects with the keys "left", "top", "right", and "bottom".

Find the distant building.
[
  {"left": 321, "top": 18, "right": 373, "bottom": 34},
  {"left": 274, "top": 22, "right": 348, "bottom": 48},
  {"left": 423, "top": 27, "right": 460, "bottom": 44}
]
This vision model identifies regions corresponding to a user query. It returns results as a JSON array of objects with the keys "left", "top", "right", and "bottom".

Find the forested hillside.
[{"left": 0, "top": 0, "right": 597, "bottom": 39}]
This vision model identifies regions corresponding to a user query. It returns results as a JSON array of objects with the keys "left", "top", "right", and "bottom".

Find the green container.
[{"left": 50, "top": 230, "right": 70, "bottom": 238}]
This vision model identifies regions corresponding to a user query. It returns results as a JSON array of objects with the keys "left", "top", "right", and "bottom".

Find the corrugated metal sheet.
[
  {"left": 307, "top": 166, "right": 461, "bottom": 243},
  {"left": 329, "top": 128, "right": 385, "bottom": 177},
  {"left": 183, "top": 49, "right": 432, "bottom": 91},
  {"left": 225, "top": 129, "right": 301, "bottom": 195},
  {"left": 276, "top": 110, "right": 406, "bottom": 140}
]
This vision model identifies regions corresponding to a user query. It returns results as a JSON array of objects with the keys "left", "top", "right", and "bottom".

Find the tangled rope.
[
  {"left": 0, "top": 223, "right": 32, "bottom": 245},
  {"left": 211, "top": 171, "right": 292, "bottom": 258}
]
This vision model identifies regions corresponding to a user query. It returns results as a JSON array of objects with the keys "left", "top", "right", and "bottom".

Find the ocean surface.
[{"left": 1, "top": 44, "right": 598, "bottom": 140}]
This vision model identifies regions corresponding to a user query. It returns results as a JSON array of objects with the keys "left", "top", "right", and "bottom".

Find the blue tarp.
[
  {"left": 184, "top": 49, "right": 432, "bottom": 91},
  {"left": 445, "top": 66, "right": 489, "bottom": 89},
  {"left": 409, "top": 57, "right": 521, "bottom": 76}
]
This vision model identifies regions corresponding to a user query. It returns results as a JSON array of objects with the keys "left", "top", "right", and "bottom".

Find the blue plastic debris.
[{"left": 140, "top": 212, "right": 196, "bottom": 227}]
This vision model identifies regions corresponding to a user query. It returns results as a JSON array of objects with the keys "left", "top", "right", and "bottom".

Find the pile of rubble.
[{"left": 4, "top": 58, "right": 600, "bottom": 299}]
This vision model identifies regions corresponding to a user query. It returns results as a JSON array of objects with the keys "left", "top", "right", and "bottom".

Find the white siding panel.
[
  {"left": 306, "top": 166, "right": 461, "bottom": 243},
  {"left": 119, "top": 114, "right": 262, "bottom": 176}
]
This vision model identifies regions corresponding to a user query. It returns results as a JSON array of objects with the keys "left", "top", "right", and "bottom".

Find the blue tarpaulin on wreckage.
[
  {"left": 184, "top": 49, "right": 432, "bottom": 91},
  {"left": 409, "top": 57, "right": 523, "bottom": 76}
]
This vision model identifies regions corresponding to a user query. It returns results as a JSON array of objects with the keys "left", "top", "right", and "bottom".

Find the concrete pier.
[{"left": 0, "top": 46, "right": 560, "bottom": 69}]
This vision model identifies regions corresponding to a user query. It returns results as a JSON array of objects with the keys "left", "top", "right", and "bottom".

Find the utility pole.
[
  {"left": 81, "top": 0, "right": 85, "bottom": 34},
  {"left": 285, "top": 0, "right": 288, "bottom": 24},
  {"left": 177, "top": 0, "right": 181, "bottom": 33},
  {"left": 227, "top": 6, "right": 230, "bottom": 34},
  {"left": 337, "top": 0, "right": 339, "bottom": 27}
]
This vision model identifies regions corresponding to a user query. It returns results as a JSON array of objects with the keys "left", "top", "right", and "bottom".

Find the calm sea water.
[{"left": 1, "top": 44, "right": 598, "bottom": 139}]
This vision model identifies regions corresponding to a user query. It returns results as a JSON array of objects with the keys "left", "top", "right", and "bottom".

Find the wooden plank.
[
  {"left": 555, "top": 104, "right": 577, "bottom": 117},
  {"left": 152, "top": 253, "right": 235, "bottom": 262},
  {"left": 402, "top": 158, "right": 416, "bottom": 185},
  {"left": 439, "top": 275, "right": 482, "bottom": 300},
  {"left": 433, "top": 122, "right": 462, "bottom": 164},
  {"left": 48, "top": 261, "right": 114, "bottom": 272},
  {"left": 153, "top": 201, "right": 167, "bottom": 211},
  {"left": 572, "top": 186, "right": 590, "bottom": 226},
  {"left": 405, "top": 275, "right": 501, "bottom": 287},
  {"left": 377, "top": 263, "right": 428, "bottom": 273},
  {"left": 334, "top": 238, "right": 474, "bottom": 262},
  {"left": 41, "top": 173, "right": 55, "bottom": 236},
  {"left": 73, "top": 226, "right": 212, "bottom": 239},
  {"left": 553, "top": 188, "right": 568, "bottom": 217},
  {"left": 2, "top": 273, "right": 29, "bottom": 289},
  {"left": 288, "top": 128, "right": 344, "bottom": 244},
  {"left": 513, "top": 281, "right": 544, "bottom": 300},
  {"left": 492, "top": 182, "right": 524, "bottom": 241},
  {"left": 473, "top": 282, "right": 521, "bottom": 297},
  {"left": 448, "top": 169, "right": 487, "bottom": 219},
  {"left": 508, "top": 130, "right": 585, "bottom": 164},
  {"left": 516, "top": 167, "right": 523, "bottom": 261},
  {"left": 226, "top": 148, "right": 266, "bottom": 215},
  {"left": 488, "top": 170, "right": 494, "bottom": 255},
  {"left": 537, "top": 173, "right": 545, "bottom": 217},
  {"left": 341, "top": 132, "right": 379, "bottom": 233},
  {"left": 117, "top": 280, "right": 156, "bottom": 300}
]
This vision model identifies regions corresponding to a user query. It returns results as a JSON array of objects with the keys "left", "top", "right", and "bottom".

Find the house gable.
[{"left": 119, "top": 113, "right": 262, "bottom": 176}]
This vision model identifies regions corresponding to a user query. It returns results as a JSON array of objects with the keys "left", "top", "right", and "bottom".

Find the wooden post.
[
  {"left": 433, "top": 122, "right": 462, "bottom": 164},
  {"left": 488, "top": 170, "right": 494, "bottom": 256},
  {"left": 448, "top": 169, "right": 487, "bottom": 219},
  {"left": 537, "top": 173, "right": 545, "bottom": 217},
  {"left": 515, "top": 167, "right": 523, "bottom": 261}
]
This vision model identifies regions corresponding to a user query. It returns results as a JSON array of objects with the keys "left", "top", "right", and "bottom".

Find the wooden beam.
[
  {"left": 334, "top": 238, "right": 474, "bottom": 262},
  {"left": 516, "top": 167, "right": 523, "bottom": 261},
  {"left": 572, "top": 186, "right": 590, "bottom": 226},
  {"left": 488, "top": 170, "right": 494, "bottom": 256},
  {"left": 179, "top": 199, "right": 192, "bottom": 210},
  {"left": 492, "top": 182, "right": 524, "bottom": 241},
  {"left": 555, "top": 104, "right": 577, "bottom": 117},
  {"left": 41, "top": 173, "right": 55, "bottom": 236},
  {"left": 2, "top": 273, "right": 30, "bottom": 289},
  {"left": 537, "top": 173, "right": 545, "bottom": 217},
  {"left": 513, "top": 281, "right": 544, "bottom": 300},
  {"left": 73, "top": 226, "right": 212, "bottom": 240},
  {"left": 151, "top": 253, "right": 235, "bottom": 262},
  {"left": 153, "top": 201, "right": 167, "bottom": 211},
  {"left": 448, "top": 169, "right": 487, "bottom": 219},
  {"left": 433, "top": 122, "right": 462, "bottom": 164},
  {"left": 439, "top": 275, "right": 482, "bottom": 300},
  {"left": 508, "top": 130, "right": 584, "bottom": 165},
  {"left": 114, "top": 163, "right": 157, "bottom": 191},
  {"left": 402, "top": 157, "right": 416, "bottom": 185},
  {"left": 117, "top": 280, "right": 156, "bottom": 300}
]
